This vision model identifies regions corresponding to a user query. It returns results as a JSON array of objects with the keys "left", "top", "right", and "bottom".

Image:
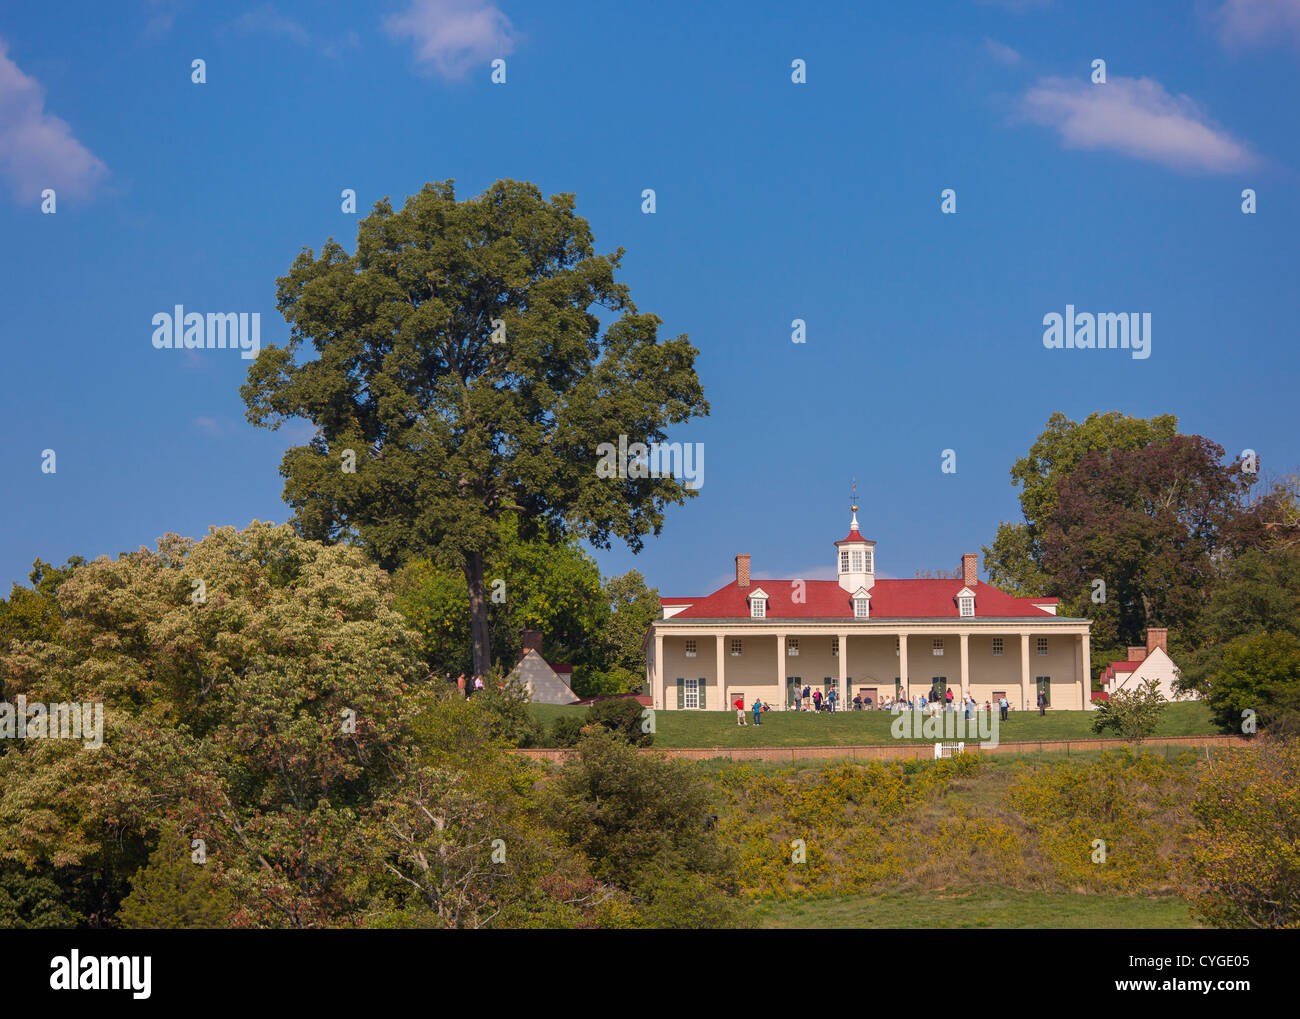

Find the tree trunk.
[{"left": 464, "top": 551, "right": 492, "bottom": 681}]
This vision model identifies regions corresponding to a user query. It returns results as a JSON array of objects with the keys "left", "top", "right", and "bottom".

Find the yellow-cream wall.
[{"left": 655, "top": 629, "right": 1090, "bottom": 711}]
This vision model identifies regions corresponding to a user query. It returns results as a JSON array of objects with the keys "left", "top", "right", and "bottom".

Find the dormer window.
[
  {"left": 955, "top": 587, "right": 976, "bottom": 618},
  {"left": 851, "top": 586, "right": 871, "bottom": 619},
  {"left": 748, "top": 587, "right": 769, "bottom": 619}
]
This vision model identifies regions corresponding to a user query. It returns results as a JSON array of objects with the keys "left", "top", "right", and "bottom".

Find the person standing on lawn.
[
  {"left": 752, "top": 697, "right": 763, "bottom": 726},
  {"left": 734, "top": 695, "right": 747, "bottom": 726}
]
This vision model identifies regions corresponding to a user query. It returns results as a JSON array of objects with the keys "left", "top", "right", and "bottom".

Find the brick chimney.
[
  {"left": 1146, "top": 627, "right": 1168, "bottom": 656},
  {"left": 521, "top": 629, "right": 543, "bottom": 657},
  {"left": 735, "top": 553, "right": 751, "bottom": 589},
  {"left": 961, "top": 553, "right": 978, "bottom": 587},
  {"left": 1127, "top": 646, "right": 1146, "bottom": 662}
]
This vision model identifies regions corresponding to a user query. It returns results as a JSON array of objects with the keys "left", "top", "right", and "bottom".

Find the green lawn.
[
  {"left": 751, "top": 888, "right": 1200, "bottom": 929},
  {"left": 530, "top": 701, "right": 1221, "bottom": 748}
]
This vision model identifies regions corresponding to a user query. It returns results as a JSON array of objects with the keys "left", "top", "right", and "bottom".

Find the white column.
[
  {"left": 838, "top": 632, "right": 848, "bottom": 707},
  {"left": 898, "top": 632, "right": 909, "bottom": 704},
  {"left": 776, "top": 633, "right": 787, "bottom": 710},
  {"left": 959, "top": 631, "right": 970, "bottom": 703},
  {"left": 654, "top": 630, "right": 664, "bottom": 709},
  {"left": 1020, "top": 632, "right": 1031, "bottom": 712},
  {"left": 717, "top": 634, "right": 727, "bottom": 711},
  {"left": 1080, "top": 631, "right": 1092, "bottom": 710}
]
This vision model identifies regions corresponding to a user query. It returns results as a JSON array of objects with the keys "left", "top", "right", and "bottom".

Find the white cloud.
[
  {"left": 229, "top": 5, "right": 360, "bottom": 58},
  {"left": 0, "top": 38, "right": 108, "bottom": 203},
  {"left": 142, "top": 0, "right": 187, "bottom": 41},
  {"left": 1211, "top": 0, "right": 1300, "bottom": 50},
  {"left": 984, "top": 37, "right": 1022, "bottom": 65},
  {"left": 383, "top": 0, "right": 516, "bottom": 79},
  {"left": 193, "top": 416, "right": 223, "bottom": 436},
  {"left": 1018, "top": 75, "right": 1257, "bottom": 174}
]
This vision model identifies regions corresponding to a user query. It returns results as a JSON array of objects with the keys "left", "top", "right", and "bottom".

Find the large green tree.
[
  {"left": 983, "top": 412, "right": 1178, "bottom": 595},
  {"left": 242, "top": 179, "right": 708, "bottom": 678},
  {"left": 0, "top": 523, "right": 428, "bottom": 928},
  {"left": 585, "top": 569, "right": 659, "bottom": 695},
  {"left": 1040, "top": 434, "right": 1266, "bottom": 659},
  {"left": 392, "top": 513, "right": 608, "bottom": 680}
]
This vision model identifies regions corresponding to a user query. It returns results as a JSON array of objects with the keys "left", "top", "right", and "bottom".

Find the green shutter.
[
  {"left": 698, "top": 678, "right": 706, "bottom": 710},
  {"left": 676, "top": 677, "right": 684, "bottom": 709}
]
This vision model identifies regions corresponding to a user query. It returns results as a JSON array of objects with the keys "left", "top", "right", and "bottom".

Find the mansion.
[{"left": 646, "top": 505, "right": 1094, "bottom": 712}]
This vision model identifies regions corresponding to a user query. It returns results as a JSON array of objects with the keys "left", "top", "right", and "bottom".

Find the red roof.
[
  {"left": 660, "top": 597, "right": 694, "bottom": 605},
  {"left": 1100, "top": 659, "right": 1143, "bottom": 687},
  {"left": 661, "top": 579, "right": 1058, "bottom": 620},
  {"left": 1091, "top": 690, "right": 1110, "bottom": 701},
  {"left": 835, "top": 529, "right": 876, "bottom": 545}
]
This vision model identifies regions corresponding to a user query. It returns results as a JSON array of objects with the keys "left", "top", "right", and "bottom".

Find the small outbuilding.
[{"left": 507, "top": 630, "right": 578, "bottom": 705}]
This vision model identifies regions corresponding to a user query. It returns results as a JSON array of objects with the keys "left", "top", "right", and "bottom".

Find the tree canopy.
[
  {"left": 983, "top": 411, "right": 1178, "bottom": 596},
  {"left": 242, "top": 179, "right": 707, "bottom": 678}
]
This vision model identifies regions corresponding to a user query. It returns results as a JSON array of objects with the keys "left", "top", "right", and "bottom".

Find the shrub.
[
  {"left": 1202, "top": 631, "right": 1300, "bottom": 737},
  {"left": 549, "top": 715, "right": 585, "bottom": 748},
  {"left": 475, "top": 673, "right": 544, "bottom": 747},
  {"left": 118, "top": 833, "right": 235, "bottom": 929},
  {"left": 1091, "top": 677, "right": 1167, "bottom": 741},
  {"left": 1177, "top": 738, "right": 1300, "bottom": 929},
  {"left": 584, "top": 696, "right": 653, "bottom": 747}
]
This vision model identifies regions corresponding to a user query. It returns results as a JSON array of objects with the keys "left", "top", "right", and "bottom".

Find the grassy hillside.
[
  {"left": 693, "top": 747, "right": 1208, "bottom": 929},
  {"left": 753, "top": 889, "right": 1198, "bottom": 928},
  {"left": 529, "top": 701, "right": 1220, "bottom": 748}
]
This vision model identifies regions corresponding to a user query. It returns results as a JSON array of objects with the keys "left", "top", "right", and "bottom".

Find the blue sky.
[{"left": 1, "top": 0, "right": 1297, "bottom": 599}]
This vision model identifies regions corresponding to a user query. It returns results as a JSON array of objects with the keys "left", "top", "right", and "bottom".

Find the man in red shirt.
[{"left": 734, "top": 696, "right": 747, "bottom": 726}]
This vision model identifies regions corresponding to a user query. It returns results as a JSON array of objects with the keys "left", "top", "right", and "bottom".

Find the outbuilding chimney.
[
  {"left": 1146, "top": 627, "right": 1168, "bottom": 656},
  {"left": 735, "top": 553, "right": 751, "bottom": 589},
  {"left": 1127, "top": 646, "right": 1147, "bottom": 662},
  {"left": 961, "top": 553, "right": 978, "bottom": 587},
  {"left": 521, "top": 629, "right": 543, "bottom": 656}
]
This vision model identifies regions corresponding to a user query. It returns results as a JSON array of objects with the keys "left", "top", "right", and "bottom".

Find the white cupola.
[{"left": 836, "top": 503, "right": 876, "bottom": 593}]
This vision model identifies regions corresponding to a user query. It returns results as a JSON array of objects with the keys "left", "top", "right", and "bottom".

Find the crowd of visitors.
[{"left": 783, "top": 685, "right": 1016, "bottom": 718}]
